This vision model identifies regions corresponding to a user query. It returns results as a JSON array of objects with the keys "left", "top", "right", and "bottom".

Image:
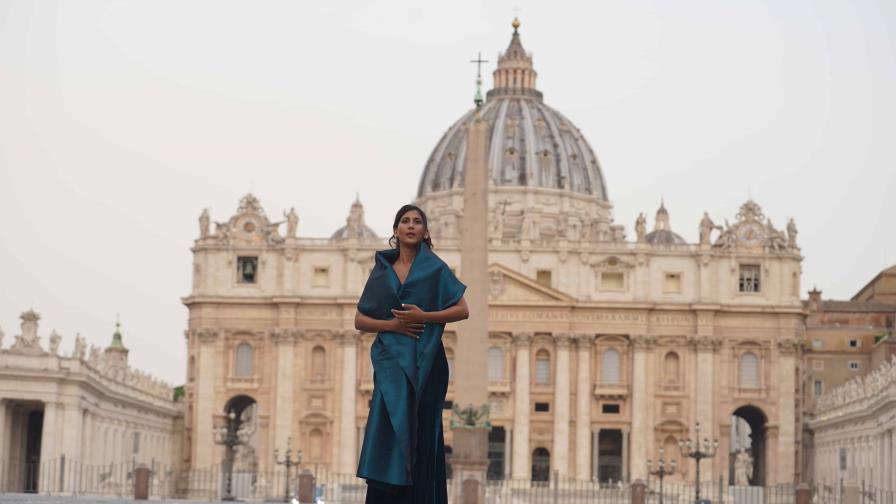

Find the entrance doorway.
[
  {"left": 730, "top": 405, "right": 768, "bottom": 486},
  {"left": 223, "top": 395, "right": 259, "bottom": 498},
  {"left": 23, "top": 410, "right": 42, "bottom": 493},
  {"left": 487, "top": 426, "right": 506, "bottom": 480},
  {"left": 598, "top": 429, "right": 623, "bottom": 483}
]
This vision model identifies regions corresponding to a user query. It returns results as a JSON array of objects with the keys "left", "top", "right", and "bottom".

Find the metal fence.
[{"left": 4, "top": 457, "right": 891, "bottom": 504}]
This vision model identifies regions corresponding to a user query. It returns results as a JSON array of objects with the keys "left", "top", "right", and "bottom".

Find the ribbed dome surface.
[{"left": 416, "top": 21, "right": 608, "bottom": 201}]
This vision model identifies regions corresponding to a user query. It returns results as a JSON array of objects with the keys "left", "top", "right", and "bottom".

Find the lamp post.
[
  {"left": 214, "top": 410, "right": 251, "bottom": 501},
  {"left": 678, "top": 421, "right": 719, "bottom": 504},
  {"left": 648, "top": 447, "right": 677, "bottom": 504},
  {"left": 274, "top": 437, "right": 302, "bottom": 503}
]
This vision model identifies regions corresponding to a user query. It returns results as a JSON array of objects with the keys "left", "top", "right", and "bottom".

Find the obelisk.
[{"left": 449, "top": 65, "right": 491, "bottom": 504}]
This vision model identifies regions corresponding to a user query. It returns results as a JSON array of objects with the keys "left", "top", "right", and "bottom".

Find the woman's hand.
[
  {"left": 391, "top": 304, "right": 428, "bottom": 324},
  {"left": 386, "top": 317, "right": 424, "bottom": 340}
]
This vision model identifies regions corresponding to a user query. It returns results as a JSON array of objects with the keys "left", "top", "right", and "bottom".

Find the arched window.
[
  {"left": 531, "top": 447, "right": 551, "bottom": 482},
  {"left": 488, "top": 347, "right": 504, "bottom": 382},
  {"left": 234, "top": 343, "right": 253, "bottom": 377},
  {"left": 602, "top": 348, "right": 620, "bottom": 384},
  {"left": 663, "top": 352, "right": 680, "bottom": 385},
  {"left": 311, "top": 346, "right": 326, "bottom": 381},
  {"left": 535, "top": 350, "right": 551, "bottom": 385},
  {"left": 740, "top": 352, "right": 759, "bottom": 388},
  {"left": 446, "top": 348, "right": 455, "bottom": 383},
  {"left": 309, "top": 428, "right": 323, "bottom": 461}
]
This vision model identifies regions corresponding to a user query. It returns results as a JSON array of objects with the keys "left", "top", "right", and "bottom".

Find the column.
[
  {"left": 692, "top": 336, "right": 716, "bottom": 483},
  {"left": 504, "top": 428, "right": 513, "bottom": 479},
  {"left": 338, "top": 330, "right": 359, "bottom": 474},
  {"left": 622, "top": 428, "right": 630, "bottom": 483},
  {"left": 61, "top": 404, "right": 84, "bottom": 463},
  {"left": 81, "top": 411, "right": 93, "bottom": 465},
  {"left": 630, "top": 335, "right": 652, "bottom": 481},
  {"left": 574, "top": 334, "right": 593, "bottom": 480},
  {"left": 552, "top": 333, "right": 571, "bottom": 477},
  {"left": 511, "top": 332, "right": 532, "bottom": 480},
  {"left": 273, "top": 329, "right": 299, "bottom": 457},
  {"left": 193, "top": 329, "right": 218, "bottom": 468},
  {"left": 40, "top": 402, "right": 59, "bottom": 462},
  {"left": 776, "top": 339, "right": 797, "bottom": 485},
  {"left": 0, "top": 400, "right": 8, "bottom": 462}
]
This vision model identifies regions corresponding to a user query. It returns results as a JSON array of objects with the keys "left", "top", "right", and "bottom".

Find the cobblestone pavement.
[{"left": 0, "top": 494, "right": 251, "bottom": 503}]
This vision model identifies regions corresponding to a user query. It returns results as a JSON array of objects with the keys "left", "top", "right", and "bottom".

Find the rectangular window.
[
  {"left": 313, "top": 267, "right": 330, "bottom": 287},
  {"left": 534, "top": 402, "right": 550, "bottom": 412},
  {"left": 237, "top": 256, "right": 258, "bottom": 284},
  {"left": 811, "top": 339, "right": 823, "bottom": 349},
  {"left": 535, "top": 358, "right": 550, "bottom": 385},
  {"left": 600, "top": 272, "right": 625, "bottom": 290},
  {"left": 848, "top": 361, "right": 860, "bottom": 371},
  {"left": 536, "top": 269, "right": 552, "bottom": 288},
  {"left": 602, "top": 403, "right": 620, "bottom": 414},
  {"left": 848, "top": 339, "right": 860, "bottom": 348},
  {"left": 812, "top": 360, "right": 824, "bottom": 371},
  {"left": 663, "top": 273, "right": 682, "bottom": 293},
  {"left": 813, "top": 380, "right": 823, "bottom": 397},
  {"left": 738, "top": 264, "right": 761, "bottom": 293}
]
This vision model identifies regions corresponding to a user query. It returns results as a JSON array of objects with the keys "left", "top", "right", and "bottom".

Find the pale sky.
[{"left": 1, "top": 0, "right": 894, "bottom": 385}]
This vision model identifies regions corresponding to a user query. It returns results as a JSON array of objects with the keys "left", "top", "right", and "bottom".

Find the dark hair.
[{"left": 389, "top": 204, "right": 433, "bottom": 249}]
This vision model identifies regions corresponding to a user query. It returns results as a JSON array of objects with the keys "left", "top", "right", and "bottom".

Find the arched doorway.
[
  {"left": 222, "top": 395, "right": 259, "bottom": 498},
  {"left": 531, "top": 448, "right": 550, "bottom": 483},
  {"left": 730, "top": 405, "right": 768, "bottom": 486}
]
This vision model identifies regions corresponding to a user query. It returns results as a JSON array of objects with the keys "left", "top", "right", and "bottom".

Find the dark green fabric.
[{"left": 356, "top": 242, "right": 465, "bottom": 502}]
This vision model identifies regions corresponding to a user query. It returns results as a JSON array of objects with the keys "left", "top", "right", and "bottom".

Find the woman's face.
[{"left": 394, "top": 209, "right": 427, "bottom": 247}]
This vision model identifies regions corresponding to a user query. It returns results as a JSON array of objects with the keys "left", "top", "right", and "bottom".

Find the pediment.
[{"left": 487, "top": 263, "right": 575, "bottom": 303}]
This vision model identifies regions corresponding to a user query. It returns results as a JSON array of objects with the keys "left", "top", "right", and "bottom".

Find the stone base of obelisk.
[{"left": 449, "top": 427, "right": 490, "bottom": 504}]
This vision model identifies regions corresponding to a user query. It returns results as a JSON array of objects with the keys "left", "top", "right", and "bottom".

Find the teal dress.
[{"left": 356, "top": 243, "right": 466, "bottom": 504}]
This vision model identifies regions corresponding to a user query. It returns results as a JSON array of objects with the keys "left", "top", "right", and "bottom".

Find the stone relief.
[
  {"left": 713, "top": 200, "right": 799, "bottom": 252},
  {"left": 8, "top": 310, "right": 45, "bottom": 355}
]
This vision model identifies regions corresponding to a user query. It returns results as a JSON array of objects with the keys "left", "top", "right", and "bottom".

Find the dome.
[
  {"left": 331, "top": 196, "right": 378, "bottom": 240},
  {"left": 417, "top": 21, "right": 608, "bottom": 201},
  {"left": 644, "top": 201, "right": 687, "bottom": 245}
]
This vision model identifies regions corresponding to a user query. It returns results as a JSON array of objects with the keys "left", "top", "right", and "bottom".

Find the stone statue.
[
  {"left": 49, "top": 330, "right": 62, "bottom": 355},
  {"left": 765, "top": 219, "right": 788, "bottom": 252},
  {"left": 734, "top": 448, "right": 753, "bottom": 486},
  {"left": 635, "top": 213, "right": 647, "bottom": 242},
  {"left": 74, "top": 333, "right": 87, "bottom": 360},
  {"left": 89, "top": 345, "right": 101, "bottom": 367},
  {"left": 566, "top": 216, "right": 582, "bottom": 241},
  {"left": 521, "top": 209, "right": 539, "bottom": 240},
  {"left": 199, "top": 209, "right": 210, "bottom": 238},
  {"left": 787, "top": 218, "right": 798, "bottom": 248},
  {"left": 715, "top": 219, "right": 736, "bottom": 249},
  {"left": 284, "top": 207, "right": 299, "bottom": 238},
  {"left": 491, "top": 205, "right": 504, "bottom": 240},
  {"left": 699, "top": 212, "right": 721, "bottom": 245}
]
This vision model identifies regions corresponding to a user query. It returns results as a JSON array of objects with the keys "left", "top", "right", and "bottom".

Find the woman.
[{"left": 355, "top": 204, "right": 469, "bottom": 504}]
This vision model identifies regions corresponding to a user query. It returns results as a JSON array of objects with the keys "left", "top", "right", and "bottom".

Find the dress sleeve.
[{"left": 437, "top": 264, "right": 467, "bottom": 311}]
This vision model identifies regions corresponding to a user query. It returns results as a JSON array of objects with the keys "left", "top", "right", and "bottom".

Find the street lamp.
[
  {"left": 678, "top": 421, "right": 719, "bottom": 504},
  {"left": 648, "top": 447, "right": 677, "bottom": 504},
  {"left": 214, "top": 410, "right": 253, "bottom": 501},
  {"left": 274, "top": 437, "right": 302, "bottom": 503}
]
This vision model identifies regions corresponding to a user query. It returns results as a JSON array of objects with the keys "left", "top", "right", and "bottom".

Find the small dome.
[
  {"left": 332, "top": 196, "right": 378, "bottom": 240},
  {"left": 645, "top": 200, "right": 686, "bottom": 245},
  {"left": 645, "top": 229, "right": 687, "bottom": 246},
  {"left": 417, "top": 22, "right": 608, "bottom": 200}
]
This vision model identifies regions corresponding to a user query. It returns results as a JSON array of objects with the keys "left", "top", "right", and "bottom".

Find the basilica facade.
[{"left": 182, "top": 20, "right": 806, "bottom": 488}]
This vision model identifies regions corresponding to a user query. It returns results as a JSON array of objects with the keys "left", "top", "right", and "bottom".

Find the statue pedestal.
[
  {"left": 449, "top": 427, "right": 490, "bottom": 504},
  {"left": 729, "top": 485, "right": 763, "bottom": 504}
]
